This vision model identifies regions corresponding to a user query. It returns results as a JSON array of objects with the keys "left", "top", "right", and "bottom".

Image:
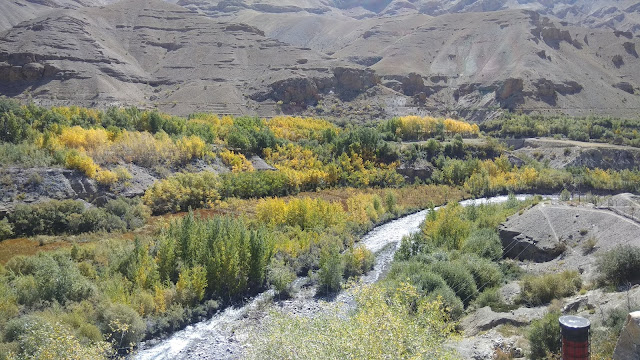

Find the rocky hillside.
[{"left": 1, "top": 0, "right": 639, "bottom": 119}]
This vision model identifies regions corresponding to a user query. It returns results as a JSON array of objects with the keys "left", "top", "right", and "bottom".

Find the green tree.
[{"left": 318, "top": 244, "right": 344, "bottom": 295}]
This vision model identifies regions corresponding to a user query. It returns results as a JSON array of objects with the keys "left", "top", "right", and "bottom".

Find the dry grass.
[{"left": 0, "top": 237, "right": 70, "bottom": 264}]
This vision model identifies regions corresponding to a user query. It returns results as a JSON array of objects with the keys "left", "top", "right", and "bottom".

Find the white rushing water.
[{"left": 134, "top": 194, "right": 554, "bottom": 360}]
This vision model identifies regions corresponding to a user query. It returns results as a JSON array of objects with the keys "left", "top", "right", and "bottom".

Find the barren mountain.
[
  {"left": 1, "top": 0, "right": 639, "bottom": 119},
  {"left": 0, "top": 0, "right": 376, "bottom": 115},
  {"left": 0, "top": 0, "right": 119, "bottom": 32}
]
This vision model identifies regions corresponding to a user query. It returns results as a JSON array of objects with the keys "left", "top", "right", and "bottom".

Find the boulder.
[
  {"left": 269, "top": 77, "right": 320, "bottom": 105},
  {"left": 613, "top": 311, "right": 640, "bottom": 360},
  {"left": 499, "top": 206, "right": 565, "bottom": 262},
  {"left": 397, "top": 158, "right": 433, "bottom": 183},
  {"left": 613, "top": 54, "right": 624, "bottom": 68},
  {"left": 401, "top": 73, "right": 426, "bottom": 96},
  {"left": 461, "top": 306, "right": 545, "bottom": 336},
  {"left": 249, "top": 155, "right": 276, "bottom": 171},
  {"left": 613, "top": 82, "right": 635, "bottom": 94}
]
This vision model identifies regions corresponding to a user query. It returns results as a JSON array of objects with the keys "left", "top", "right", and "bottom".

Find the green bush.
[
  {"left": 9, "top": 199, "right": 85, "bottom": 236},
  {"left": 220, "top": 171, "right": 295, "bottom": 199},
  {"left": 342, "top": 246, "right": 374, "bottom": 278},
  {"left": 100, "top": 303, "right": 145, "bottom": 352},
  {"left": 0, "top": 111, "right": 32, "bottom": 144},
  {"left": 461, "top": 254, "right": 503, "bottom": 291},
  {"left": 318, "top": 245, "right": 344, "bottom": 295},
  {"left": 13, "top": 275, "right": 39, "bottom": 307},
  {"left": 462, "top": 228, "right": 502, "bottom": 260},
  {"left": 0, "top": 143, "right": 55, "bottom": 167},
  {"left": 473, "top": 287, "right": 515, "bottom": 312},
  {"left": 4, "top": 255, "right": 37, "bottom": 275},
  {"left": 519, "top": 270, "right": 581, "bottom": 306},
  {"left": 528, "top": 310, "right": 561, "bottom": 360},
  {"left": 427, "top": 286, "right": 464, "bottom": 320},
  {"left": 6, "top": 198, "right": 141, "bottom": 237},
  {"left": 429, "top": 261, "right": 477, "bottom": 306},
  {"left": 31, "top": 254, "right": 94, "bottom": 305},
  {"left": 267, "top": 258, "right": 296, "bottom": 297},
  {"left": 0, "top": 219, "right": 13, "bottom": 241},
  {"left": 16, "top": 253, "right": 93, "bottom": 305},
  {"left": 68, "top": 208, "right": 126, "bottom": 234},
  {"left": 103, "top": 197, "right": 150, "bottom": 230},
  {"left": 5, "top": 315, "right": 109, "bottom": 359},
  {"left": 597, "top": 245, "right": 640, "bottom": 286},
  {"left": 387, "top": 260, "right": 447, "bottom": 295}
]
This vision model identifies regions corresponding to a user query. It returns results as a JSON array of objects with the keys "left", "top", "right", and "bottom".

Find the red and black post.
[{"left": 559, "top": 315, "right": 590, "bottom": 360}]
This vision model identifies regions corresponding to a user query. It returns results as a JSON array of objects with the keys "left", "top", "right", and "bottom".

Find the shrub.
[
  {"left": 21, "top": 254, "right": 95, "bottom": 305},
  {"left": 0, "top": 111, "right": 31, "bottom": 144},
  {"left": 317, "top": 245, "right": 344, "bottom": 295},
  {"left": 582, "top": 236, "right": 598, "bottom": 255},
  {"left": 0, "top": 218, "right": 13, "bottom": 240},
  {"left": 68, "top": 208, "right": 126, "bottom": 234},
  {"left": 65, "top": 150, "right": 100, "bottom": 177},
  {"left": 519, "top": 271, "right": 581, "bottom": 306},
  {"left": 95, "top": 169, "right": 119, "bottom": 186},
  {"left": 528, "top": 310, "right": 561, "bottom": 360},
  {"left": 426, "top": 285, "right": 465, "bottom": 320},
  {"left": 114, "top": 166, "right": 133, "bottom": 182},
  {"left": 246, "top": 284, "right": 457, "bottom": 359},
  {"left": 219, "top": 149, "right": 254, "bottom": 172},
  {"left": 387, "top": 260, "right": 447, "bottom": 295},
  {"left": 596, "top": 245, "right": 640, "bottom": 286},
  {"left": 0, "top": 280, "right": 18, "bottom": 325},
  {"left": 422, "top": 203, "right": 470, "bottom": 250},
  {"left": 100, "top": 303, "right": 146, "bottom": 352},
  {"left": 461, "top": 254, "right": 503, "bottom": 292},
  {"left": 143, "top": 172, "right": 220, "bottom": 214},
  {"left": 10, "top": 316, "right": 110, "bottom": 359},
  {"left": 9, "top": 199, "right": 85, "bottom": 236},
  {"left": 4, "top": 255, "right": 37, "bottom": 275},
  {"left": 429, "top": 261, "right": 477, "bottom": 306},
  {"left": 473, "top": 287, "right": 515, "bottom": 312},
  {"left": 342, "top": 246, "right": 374, "bottom": 278},
  {"left": 0, "top": 142, "right": 55, "bottom": 167},
  {"left": 267, "top": 258, "right": 296, "bottom": 297},
  {"left": 220, "top": 170, "right": 295, "bottom": 199},
  {"left": 13, "top": 275, "right": 39, "bottom": 307},
  {"left": 462, "top": 228, "right": 502, "bottom": 260},
  {"left": 256, "top": 197, "right": 346, "bottom": 230},
  {"left": 103, "top": 197, "right": 150, "bottom": 230}
]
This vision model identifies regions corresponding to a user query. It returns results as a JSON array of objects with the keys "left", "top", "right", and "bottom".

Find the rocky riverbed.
[{"left": 133, "top": 195, "right": 541, "bottom": 360}]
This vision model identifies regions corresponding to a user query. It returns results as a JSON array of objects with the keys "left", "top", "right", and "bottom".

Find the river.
[{"left": 134, "top": 194, "right": 548, "bottom": 360}]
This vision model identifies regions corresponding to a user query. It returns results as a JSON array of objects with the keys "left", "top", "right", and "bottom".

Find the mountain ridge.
[{"left": 1, "top": 0, "right": 639, "bottom": 120}]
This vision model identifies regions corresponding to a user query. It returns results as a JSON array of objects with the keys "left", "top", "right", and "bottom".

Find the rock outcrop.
[
  {"left": 499, "top": 202, "right": 640, "bottom": 280},
  {"left": 0, "top": 167, "right": 101, "bottom": 216},
  {"left": 396, "top": 159, "right": 433, "bottom": 183}
]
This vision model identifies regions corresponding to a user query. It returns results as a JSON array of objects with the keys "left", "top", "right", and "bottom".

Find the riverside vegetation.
[{"left": 0, "top": 98, "right": 639, "bottom": 358}]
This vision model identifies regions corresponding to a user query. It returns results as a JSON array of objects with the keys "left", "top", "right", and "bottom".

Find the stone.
[
  {"left": 614, "top": 82, "right": 635, "bottom": 94},
  {"left": 460, "top": 306, "right": 542, "bottom": 336},
  {"left": 613, "top": 311, "right": 640, "bottom": 360}
]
